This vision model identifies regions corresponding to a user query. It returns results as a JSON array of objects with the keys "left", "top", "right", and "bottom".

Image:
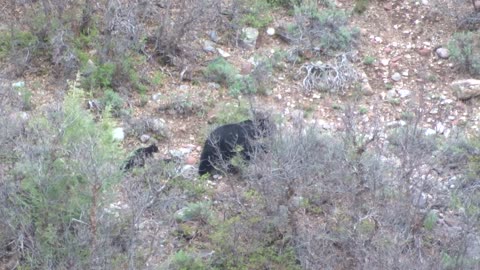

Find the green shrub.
[
  {"left": 213, "top": 100, "right": 251, "bottom": 125},
  {"left": 448, "top": 32, "right": 480, "bottom": 75},
  {"left": 0, "top": 30, "right": 38, "bottom": 60},
  {"left": 175, "top": 202, "right": 212, "bottom": 223},
  {"left": 100, "top": 89, "right": 124, "bottom": 115},
  {"left": 229, "top": 75, "right": 257, "bottom": 97},
  {"left": 91, "top": 62, "right": 116, "bottom": 89},
  {"left": 241, "top": 1, "right": 273, "bottom": 28},
  {"left": 293, "top": 6, "right": 359, "bottom": 56},
  {"left": 363, "top": 55, "right": 375, "bottom": 65},
  {"left": 4, "top": 83, "right": 124, "bottom": 268},
  {"left": 204, "top": 57, "right": 238, "bottom": 87},
  {"left": 167, "top": 250, "right": 207, "bottom": 270},
  {"left": 354, "top": 0, "right": 369, "bottom": 14},
  {"left": 423, "top": 211, "right": 438, "bottom": 231},
  {"left": 151, "top": 71, "right": 165, "bottom": 86}
]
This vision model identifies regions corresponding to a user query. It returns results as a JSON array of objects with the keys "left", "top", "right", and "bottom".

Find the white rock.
[
  {"left": 12, "top": 81, "right": 25, "bottom": 88},
  {"left": 386, "top": 89, "right": 397, "bottom": 99},
  {"left": 266, "top": 27, "right": 275, "bottom": 36},
  {"left": 425, "top": 128, "right": 436, "bottom": 136},
  {"left": 381, "top": 59, "right": 390, "bottom": 66},
  {"left": 435, "top": 122, "right": 446, "bottom": 134},
  {"left": 398, "top": 89, "right": 411, "bottom": 98},
  {"left": 217, "top": 48, "right": 231, "bottom": 58},
  {"left": 140, "top": 134, "right": 151, "bottom": 143},
  {"left": 436, "top": 47, "right": 449, "bottom": 59},
  {"left": 112, "top": 127, "right": 125, "bottom": 141},
  {"left": 391, "top": 72, "right": 402, "bottom": 81}
]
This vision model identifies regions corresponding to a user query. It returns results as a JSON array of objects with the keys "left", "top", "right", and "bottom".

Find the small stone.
[
  {"left": 152, "top": 93, "right": 162, "bottom": 101},
  {"left": 185, "top": 155, "right": 197, "bottom": 165},
  {"left": 241, "top": 27, "right": 259, "bottom": 49},
  {"left": 178, "top": 85, "right": 189, "bottom": 91},
  {"left": 217, "top": 48, "right": 231, "bottom": 58},
  {"left": 391, "top": 72, "right": 402, "bottom": 81},
  {"left": 436, "top": 47, "right": 449, "bottom": 59},
  {"left": 421, "top": 0, "right": 429, "bottom": 4},
  {"left": 207, "top": 82, "right": 220, "bottom": 89},
  {"left": 266, "top": 27, "right": 275, "bottom": 36},
  {"left": 140, "top": 134, "right": 150, "bottom": 143},
  {"left": 425, "top": 128, "right": 436, "bottom": 136},
  {"left": 386, "top": 89, "right": 397, "bottom": 99},
  {"left": 149, "top": 118, "right": 169, "bottom": 137},
  {"left": 418, "top": 48, "right": 430, "bottom": 56},
  {"left": 398, "top": 89, "right": 411, "bottom": 98},
  {"left": 429, "top": 108, "right": 438, "bottom": 114},
  {"left": 384, "top": 47, "right": 392, "bottom": 54},
  {"left": 451, "top": 79, "right": 480, "bottom": 100},
  {"left": 209, "top": 31, "right": 219, "bottom": 42},
  {"left": 203, "top": 40, "right": 216, "bottom": 53},
  {"left": 436, "top": 122, "right": 446, "bottom": 134},
  {"left": 391, "top": 56, "right": 402, "bottom": 62},
  {"left": 401, "top": 70, "right": 409, "bottom": 76},
  {"left": 380, "top": 59, "right": 390, "bottom": 66},
  {"left": 112, "top": 127, "right": 125, "bottom": 141},
  {"left": 12, "top": 81, "right": 25, "bottom": 88}
]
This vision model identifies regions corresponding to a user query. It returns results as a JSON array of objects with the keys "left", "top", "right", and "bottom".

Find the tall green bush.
[{"left": 4, "top": 80, "right": 125, "bottom": 268}]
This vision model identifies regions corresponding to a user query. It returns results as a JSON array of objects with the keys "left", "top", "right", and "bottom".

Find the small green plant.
[
  {"left": 400, "top": 111, "right": 415, "bottom": 121},
  {"left": 139, "top": 93, "right": 149, "bottom": 107},
  {"left": 354, "top": 0, "right": 370, "bottom": 14},
  {"left": 168, "top": 250, "right": 207, "bottom": 270},
  {"left": 18, "top": 87, "right": 33, "bottom": 111},
  {"left": 101, "top": 89, "right": 124, "bottom": 115},
  {"left": 363, "top": 55, "right": 376, "bottom": 65},
  {"left": 387, "top": 98, "right": 401, "bottom": 106},
  {"left": 293, "top": 5, "right": 359, "bottom": 56},
  {"left": 448, "top": 32, "right": 480, "bottom": 75},
  {"left": 93, "top": 62, "right": 116, "bottom": 89},
  {"left": 385, "top": 83, "right": 393, "bottom": 90},
  {"left": 358, "top": 106, "right": 368, "bottom": 114},
  {"left": 423, "top": 211, "right": 438, "bottom": 231},
  {"left": 204, "top": 58, "right": 238, "bottom": 87},
  {"left": 151, "top": 71, "right": 165, "bottom": 86},
  {"left": 241, "top": 1, "right": 273, "bottom": 28},
  {"left": 332, "top": 103, "right": 343, "bottom": 110},
  {"left": 229, "top": 75, "right": 257, "bottom": 97},
  {"left": 175, "top": 202, "right": 212, "bottom": 223},
  {"left": 214, "top": 100, "right": 251, "bottom": 125},
  {"left": 0, "top": 30, "right": 37, "bottom": 60}
]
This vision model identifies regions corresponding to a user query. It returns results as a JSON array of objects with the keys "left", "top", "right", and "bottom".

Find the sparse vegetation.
[
  {"left": 448, "top": 32, "right": 480, "bottom": 75},
  {"left": 292, "top": 5, "right": 360, "bottom": 56}
]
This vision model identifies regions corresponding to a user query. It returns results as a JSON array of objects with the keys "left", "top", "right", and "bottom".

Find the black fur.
[
  {"left": 198, "top": 118, "right": 271, "bottom": 176},
  {"left": 123, "top": 144, "right": 159, "bottom": 172}
]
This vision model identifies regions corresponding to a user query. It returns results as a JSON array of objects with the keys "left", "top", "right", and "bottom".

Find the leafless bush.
[
  {"left": 229, "top": 105, "right": 480, "bottom": 269},
  {"left": 300, "top": 52, "right": 360, "bottom": 93},
  {"left": 430, "top": 0, "right": 480, "bottom": 30},
  {"left": 144, "top": 0, "right": 221, "bottom": 65}
]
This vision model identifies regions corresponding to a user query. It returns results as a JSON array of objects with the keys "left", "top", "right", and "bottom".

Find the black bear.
[
  {"left": 123, "top": 144, "right": 159, "bottom": 172},
  {"left": 198, "top": 117, "right": 272, "bottom": 176}
]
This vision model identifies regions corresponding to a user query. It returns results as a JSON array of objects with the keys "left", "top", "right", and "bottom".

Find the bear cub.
[
  {"left": 123, "top": 144, "right": 159, "bottom": 172},
  {"left": 198, "top": 117, "right": 272, "bottom": 176}
]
